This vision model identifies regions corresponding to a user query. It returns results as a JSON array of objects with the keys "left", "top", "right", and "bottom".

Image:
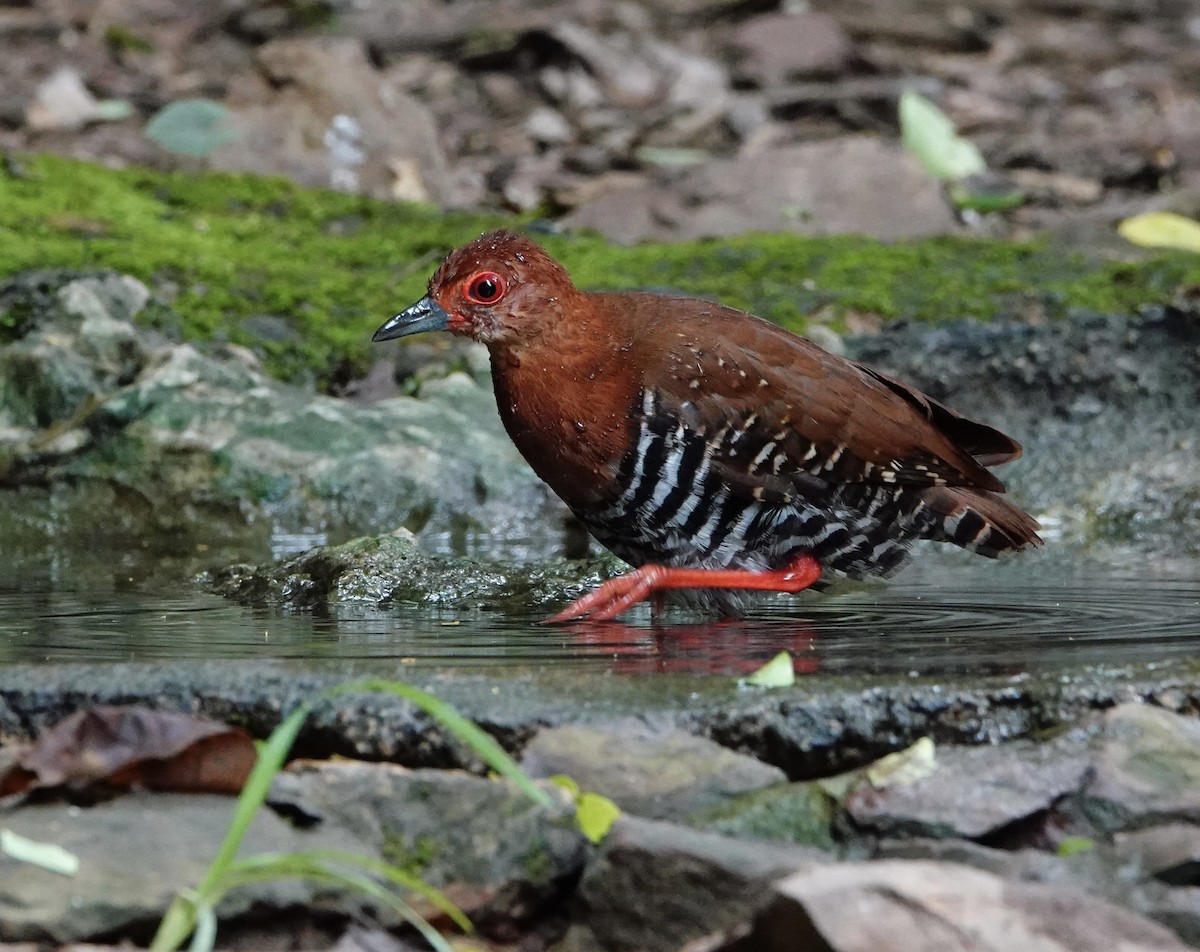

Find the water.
[{"left": 1, "top": 554, "right": 1197, "bottom": 678}]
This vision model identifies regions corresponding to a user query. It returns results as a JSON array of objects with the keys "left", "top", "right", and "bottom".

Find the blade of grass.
[
  {"left": 212, "top": 854, "right": 454, "bottom": 952},
  {"left": 228, "top": 849, "right": 470, "bottom": 931},
  {"left": 186, "top": 902, "right": 217, "bottom": 952},
  {"left": 150, "top": 701, "right": 315, "bottom": 951},
  {"left": 153, "top": 677, "right": 553, "bottom": 951},
  {"left": 328, "top": 679, "right": 553, "bottom": 808}
]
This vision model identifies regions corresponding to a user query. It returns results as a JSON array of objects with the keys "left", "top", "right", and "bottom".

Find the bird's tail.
[{"left": 916, "top": 485, "right": 1043, "bottom": 557}]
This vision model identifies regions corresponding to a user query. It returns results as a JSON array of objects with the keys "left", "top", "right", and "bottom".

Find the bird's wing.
[{"left": 642, "top": 303, "right": 1017, "bottom": 496}]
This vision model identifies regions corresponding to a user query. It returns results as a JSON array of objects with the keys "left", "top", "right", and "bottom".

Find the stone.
[
  {"left": 0, "top": 790, "right": 377, "bottom": 942},
  {"left": 210, "top": 37, "right": 451, "bottom": 204},
  {"left": 1115, "top": 823, "right": 1200, "bottom": 885},
  {"left": 731, "top": 12, "right": 854, "bottom": 86},
  {"left": 24, "top": 68, "right": 105, "bottom": 132},
  {"left": 735, "top": 860, "right": 1193, "bottom": 952},
  {"left": 524, "top": 106, "right": 573, "bottom": 146},
  {"left": 1084, "top": 704, "right": 1200, "bottom": 832},
  {"left": 0, "top": 269, "right": 559, "bottom": 571},
  {"left": 563, "top": 815, "right": 827, "bottom": 952},
  {"left": 519, "top": 720, "right": 786, "bottom": 821},
  {"left": 205, "top": 533, "right": 615, "bottom": 614},
  {"left": 562, "top": 137, "right": 957, "bottom": 243},
  {"left": 268, "top": 760, "right": 588, "bottom": 931},
  {"left": 687, "top": 780, "right": 838, "bottom": 853},
  {"left": 845, "top": 734, "right": 1091, "bottom": 840}
]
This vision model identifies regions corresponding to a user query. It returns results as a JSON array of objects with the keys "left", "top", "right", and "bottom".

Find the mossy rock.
[{"left": 3, "top": 154, "right": 1199, "bottom": 386}]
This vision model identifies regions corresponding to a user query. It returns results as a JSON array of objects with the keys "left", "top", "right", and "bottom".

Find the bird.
[{"left": 373, "top": 229, "right": 1041, "bottom": 623}]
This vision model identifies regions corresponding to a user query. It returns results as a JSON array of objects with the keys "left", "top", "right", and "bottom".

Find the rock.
[
  {"left": 844, "top": 734, "right": 1092, "bottom": 840},
  {"left": 687, "top": 780, "right": 838, "bottom": 853},
  {"left": 519, "top": 720, "right": 786, "bottom": 821},
  {"left": 1115, "top": 824, "right": 1200, "bottom": 886},
  {"left": 1084, "top": 452, "right": 1200, "bottom": 557},
  {"left": 0, "top": 790, "right": 377, "bottom": 942},
  {"left": 563, "top": 815, "right": 828, "bottom": 952},
  {"left": 205, "top": 532, "right": 615, "bottom": 613},
  {"left": 210, "top": 37, "right": 451, "bottom": 203},
  {"left": 0, "top": 759, "right": 585, "bottom": 944},
  {"left": 562, "top": 137, "right": 958, "bottom": 243},
  {"left": 24, "top": 67, "right": 105, "bottom": 131},
  {"left": 524, "top": 106, "right": 573, "bottom": 146},
  {"left": 268, "top": 760, "right": 588, "bottom": 932},
  {"left": 733, "top": 860, "right": 1193, "bottom": 952},
  {"left": 0, "top": 271, "right": 157, "bottom": 430},
  {"left": 549, "top": 22, "right": 661, "bottom": 109},
  {"left": 1084, "top": 704, "right": 1200, "bottom": 832},
  {"left": 730, "top": 12, "right": 854, "bottom": 86},
  {"left": 0, "top": 269, "right": 558, "bottom": 572}
]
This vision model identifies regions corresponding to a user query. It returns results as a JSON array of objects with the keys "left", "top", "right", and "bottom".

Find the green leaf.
[
  {"left": 0, "top": 828, "right": 79, "bottom": 876},
  {"left": 145, "top": 99, "right": 238, "bottom": 157},
  {"left": 948, "top": 182, "right": 1025, "bottom": 213},
  {"left": 576, "top": 791, "right": 622, "bottom": 844},
  {"left": 866, "top": 736, "right": 937, "bottom": 788},
  {"left": 899, "top": 90, "right": 986, "bottom": 182},
  {"left": 1055, "top": 835, "right": 1095, "bottom": 857},
  {"left": 548, "top": 774, "right": 581, "bottom": 797},
  {"left": 97, "top": 99, "right": 135, "bottom": 122},
  {"left": 635, "top": 146, "right": 709, "bottom": 168},
  {"left": 1118, "top": 212, "right": 1200, "bottom": 253},
  {"left": 744, "top": 651, "right": 795, "bottom": 688}
]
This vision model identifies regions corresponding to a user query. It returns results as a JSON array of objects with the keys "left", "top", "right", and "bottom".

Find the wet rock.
[
  {"left": 0, "top": 269, "right": 557, "bottom": 569},
  {"left": 1083, "top": 704, "right": 1200, "bottom": 833},
  {"left": 205, "top": 533, "right": 614, "bottom": 612},
  {"left": 844, "top": 733, "right": 1092, "bottom": 840},
  {"left": 563, "top": 815, "right": 828, "bottom": 952},
  {"left": 0, "top": 790, "right": 378, "bottom": 942},
  {"left": 0, "top": 271, "right": 155, "bottom": 430},
  {"left": 210, "top": 37, "right": 451, "bottom": 203},
  {"left": 519, "top": 720, "right": 786, "bottom": 821},
  {"left": 1084, "top": 451, "right": 1200, "bottom": 557},
  {"left": 731, "top": 859, "right": 1192, "bottom": 952},
  {"left": 268, "top": 760, "right": 587, "bottom": 933},
  {"left": 562, "top": 137, "right": 957, "bottom": 243},
  {"left": 847, "top": 305, "right": 1200, "bottom": 556}
]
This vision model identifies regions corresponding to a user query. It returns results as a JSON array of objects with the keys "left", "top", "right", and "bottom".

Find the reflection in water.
[{"left": 1, "top": 557, "right": 1198, "bottom": 678}]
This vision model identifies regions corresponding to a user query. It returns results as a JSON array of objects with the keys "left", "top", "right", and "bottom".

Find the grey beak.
[{"left": 372, "top": 295, "right": 451, "bottom": 342}]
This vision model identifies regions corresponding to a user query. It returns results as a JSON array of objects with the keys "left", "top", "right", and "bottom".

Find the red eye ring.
[{"left": 465, "top": 271, "right": 506, "bottom": 305}]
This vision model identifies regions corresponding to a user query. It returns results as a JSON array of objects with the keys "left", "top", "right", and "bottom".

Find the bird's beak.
[{"left": 372, "top": 295, "right": 451, "bottom": 342}]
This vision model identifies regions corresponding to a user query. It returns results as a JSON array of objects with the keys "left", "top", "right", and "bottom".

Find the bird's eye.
[{"left": 465, "top": 272, "right": 506, "bottom": 304}]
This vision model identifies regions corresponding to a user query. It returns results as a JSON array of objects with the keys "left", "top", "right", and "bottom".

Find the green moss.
[
  {"left": 380, "top": 831, "right": 440, "bottom": 876},
  {"left": 2, "top": 154, "right": 1197, "bottom": 386},
  {"left": 687, "top": 781, "right": 838, "bottom": 852},
  {"left": 520, "top": 840, "right": 554, "bottom": 881},
  {"left": 104, "top": 24, "right": 155, "bottom": 54}
]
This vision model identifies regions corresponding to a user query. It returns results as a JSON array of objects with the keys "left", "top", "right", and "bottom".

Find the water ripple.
[{"left": 1, "top": 561, "right": 1197, "bottom": 678}]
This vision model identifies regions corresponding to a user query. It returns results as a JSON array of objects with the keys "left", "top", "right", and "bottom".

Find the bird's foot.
[{"left": 544, "top": 554, "right": 822, "bottom": 624}]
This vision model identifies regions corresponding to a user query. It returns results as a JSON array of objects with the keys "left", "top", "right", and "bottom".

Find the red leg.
[{"left": 544, "top": 554, "right": 822, "bottom": 624}]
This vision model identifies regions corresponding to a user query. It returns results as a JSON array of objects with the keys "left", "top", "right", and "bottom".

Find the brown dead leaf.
[{"left": 0, "top": 705, "right": 257, "bottom": 797}]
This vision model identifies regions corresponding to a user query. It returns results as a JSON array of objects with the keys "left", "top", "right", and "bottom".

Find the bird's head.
[{"left": 373, "top": 229, "right": 577, "bottom": 349}]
